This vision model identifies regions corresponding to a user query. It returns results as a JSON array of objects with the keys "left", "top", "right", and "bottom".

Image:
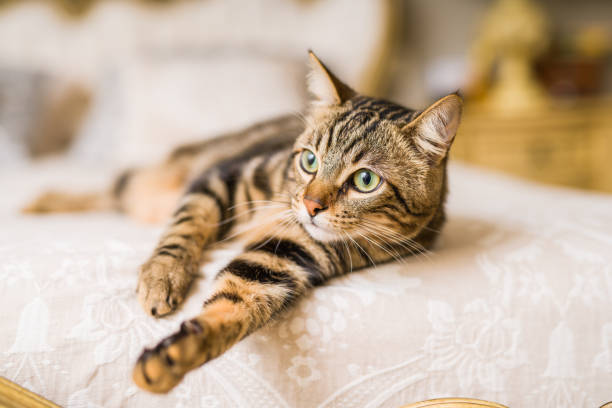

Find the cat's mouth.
[
  {"left": 296, "top": 207, "right": 339, "bottom": 242},
  {"left": 302, "top": 220, "right": 339, "bottom": 242}
]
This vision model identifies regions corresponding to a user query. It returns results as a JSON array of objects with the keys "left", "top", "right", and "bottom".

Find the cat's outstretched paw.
[
  {"left": 137, "top": 260, "right": 194, "bottom": 317},
  {"left": 133, "top": 319, "right": 206, "bottom": 393}
]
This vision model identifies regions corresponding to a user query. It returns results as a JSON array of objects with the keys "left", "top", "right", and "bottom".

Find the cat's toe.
[
  {"left": 137, "top": 261, "right": 192, "bottom": 317},
  {"left": 133, "top": 347, "right": 183, "bottom": 393},
  {"left": 137, "top": 279, "right": 178, "bottom": 317},
  {"left": 133, "top": 319, "right": 207, "bottom": 393}
]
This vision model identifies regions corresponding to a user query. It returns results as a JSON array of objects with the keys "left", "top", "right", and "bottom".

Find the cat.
[{"left": 23, "top": 51, "right": 462, "bottom": 393}]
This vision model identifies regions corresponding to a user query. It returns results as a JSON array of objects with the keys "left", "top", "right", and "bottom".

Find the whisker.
[
  {"left": 226, "top": 194, "right": 291, "bottom": 211},
  {"left": 216, "top": 203, "right": 288, "bottom": 225},
  {"left": 345, "top": 232, "right": 376, "bottom": 268},
  {"left": 215, "top": 209, "right": 294, "bottom": 244},
  {"left": 355, "top": 231, "right": 407, "bottom": 265},
  {"left": 247, "top": 216, "right": 296, "bottom": 251},
  {"left": 359, "top": 218, "right": 432, "bottom": 252},
  {"left": 339, "top": 233, "right": 353, "bottom": 274},
  {"left": 358, "top": 222, "right": 433, "bottom": 262}
]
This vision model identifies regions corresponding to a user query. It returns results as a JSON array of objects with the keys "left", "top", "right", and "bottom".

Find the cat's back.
[{"left": 169, "top": 114, "right": 304, "bottom": 172}]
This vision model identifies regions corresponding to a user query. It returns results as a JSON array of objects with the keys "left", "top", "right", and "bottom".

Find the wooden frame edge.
[
  {"left": 401, "top": 397, "right": 509, "bottom": 408},
  {"left": 0, "top": 377, "right": 61, "bottom": 408}
]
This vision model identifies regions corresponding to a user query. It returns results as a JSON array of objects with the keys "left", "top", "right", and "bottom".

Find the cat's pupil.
[
  {"left": 306, "top": 152, "right": 315, "bottom": 166},
  {"left": 361, "top": 171, "right": 372, "bottom": 186}
]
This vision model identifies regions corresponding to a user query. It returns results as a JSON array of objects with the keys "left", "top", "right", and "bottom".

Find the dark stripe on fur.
[
  {"left": 157, "top": 250, "right": 178, "bottom": 258},
  {"left": 187, "top": 183, "right": 225, "bottom": 216},
  {"left": 326, "top": 109, "right": 355, "bottom": 151},
  {"left": 371, "top": 202, "right": 401, "bottom": 213},
  {"left": 387, "top": 182, "right": 426, "bottom": 217},
  {"left": 168, "top": 140, "right": 210, "bottom": 160},
  {"left": 314, "top": 132, "right": 323, "bottom": 151},
  {"left": 243, "top": 182, "right": 253, "bottom": 212},
  {"left": 247, "top": 238, "right": 325, "bottom": 286},
  {"left": 113, "top": 169, "right": 134, "bottom": 198},
  {"left": 204, "top": 291, "right": 243, "bottom": 306},
  {"left": 353, "top": 242, "right": 374, "bottom": 267},
  {"left": 333, "top": 110, "right": 362, "bottom": 136},
  {"left": 363, "top": 116, "right": 382, "bottom": 135},
  {"left": 158, "top": 244, "right": 182, "bottom": 251},
  {"left": 367, "top": 100, "right": 395, "bottom": 110},
  {"left": 340, "top": 111, "right": 371, "bottom": 138},
  {"left": 390, "top": 109, "right": 416, "bottom": 122},
  {"left": 312, "top": 240, "right": 337, "bottom": 276},
  {"left": 378, "top": 105, "right": 404, "bottom": 119},
  {"left": 173, "top": 203, "right": 190, "bottom": 217},
  {"left": 371, "top": 207, "right": 401, "bottom": 223},
  {"left": 281, "top": 153, "right": 296, "bottom": 188},
  {"left": 221, "top": 260, "right": 296, "bottom": 287},
  {"left": 216, "top": 161, "right": 240, "bottom": 209},
  {"left": 324, "top": 125, "right": 335, "bottom": 152},
  {"left": 173, "top": 216, "right": 194, "bottom": 225},
  {"left": 341, "top": 117, "right": 380, "bottom": 156},
  {"left": 352, "top": 148, "right": 367, "bottom": 164},
  {"left": 253, "top": 158, "right": 271, "bottom": 197},
  {"left": 294, "top": 223, "right": 337, "bottom": 276},
  {"left": 188, "top": 159, "right": 242, "bottom": 238},
  {"left": 350, "top": 96, "right": 371, "bottom": 109},
  {"left": 330, "top": 243, "right": 348, "bottom": 271}
]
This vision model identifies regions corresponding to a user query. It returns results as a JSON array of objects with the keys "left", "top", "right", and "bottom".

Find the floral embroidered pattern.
[
  {"left": 1, "top": 164, "right": 612, "bottom": 407},
  {"left": 424, "top": 299, "right": 525, "bottom": 393},
  {"left": 287, "top": 356, "right": 322, "bottom": 387}
]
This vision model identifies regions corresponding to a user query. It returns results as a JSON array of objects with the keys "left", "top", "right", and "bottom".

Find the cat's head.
[{"left": 290, "top": 51, "right": 462, "bottom": 244}]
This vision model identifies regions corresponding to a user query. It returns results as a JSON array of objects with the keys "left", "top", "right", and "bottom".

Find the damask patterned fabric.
[{"left": 1, "top": 161, "right": 611, "bottom": 408}]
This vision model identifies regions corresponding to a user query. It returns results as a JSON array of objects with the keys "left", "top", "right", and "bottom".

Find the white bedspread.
[{"left": 1, "top": 161, "right": 611, "bottom": 408}]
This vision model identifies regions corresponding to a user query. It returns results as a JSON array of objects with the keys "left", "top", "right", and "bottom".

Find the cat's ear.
[
  {"left": 307, "top": 50, "right": 355, "bottom": 106},
  {"left": 403, "top": 93, "right": 463, "bottom": 163}
]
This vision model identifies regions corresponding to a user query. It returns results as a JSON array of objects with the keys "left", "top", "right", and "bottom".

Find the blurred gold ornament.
[
  {"left": 575, "top": 25, "right": 611, "bottom": 59},
  {"left": 469, "top": 0, "right": 550, "bottom": 113}
]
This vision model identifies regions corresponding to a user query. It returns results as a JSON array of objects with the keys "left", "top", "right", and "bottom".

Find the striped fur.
[
  {"left": 131, "top": 53, "right": 462, "bottom": 393},
  {"left": 23, "top": 52, "right": 462, "bottom": 393}
]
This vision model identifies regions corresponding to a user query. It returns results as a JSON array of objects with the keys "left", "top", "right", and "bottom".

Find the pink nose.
[{"left": 303, "top": 197, "right": 326, "bottom": 217}]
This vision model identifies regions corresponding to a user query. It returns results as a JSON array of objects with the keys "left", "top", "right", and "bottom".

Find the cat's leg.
[
  {"left": 137, "top": 191, "right": 223, "bottom": 317},
  {"left": 117, "top": 164, "right": 188, "bottom": 224},
  {"left": 21, "top": 163, "right": 188, "bottom": 224},
  {"left": 137, "top": 146, "right": 298, "bottom": 317},
  {"left": 133, "top": 234, "right": 336, "bottom": 393}
]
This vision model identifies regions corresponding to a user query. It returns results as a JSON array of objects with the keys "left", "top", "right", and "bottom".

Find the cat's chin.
[{"left": 302, "top": 222, "right": 339, "bottom": 242}]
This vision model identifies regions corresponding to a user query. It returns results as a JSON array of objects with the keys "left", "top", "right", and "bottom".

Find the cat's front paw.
[
  {"left": 137, "top": 259, "right": 194, "bottom": 317},
  {"left": 133, "top": 319, "right": 207, "bottom": 393}
]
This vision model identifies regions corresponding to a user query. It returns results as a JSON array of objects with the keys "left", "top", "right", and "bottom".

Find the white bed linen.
[{"left": 1, "top": 161, "right": 611, "bottom": 408}]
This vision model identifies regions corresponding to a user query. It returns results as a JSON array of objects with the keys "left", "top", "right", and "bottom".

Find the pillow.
[
  {"left": 71, "top": 52, "right": 307, "bottom": 167},
  {"left": 0, "top": 69, "right": 90, "bottom": 166},
  {"left": 0, "top": 0, "right": 391, "bottom": 167}
]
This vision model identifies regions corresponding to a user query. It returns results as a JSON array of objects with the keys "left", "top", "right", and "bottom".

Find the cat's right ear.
[
  {"left": 402, "top": 93, "right": 463, "bottom": 163},
  {"left": 307, "top": 50, "right": 355, "bottom": 107}
]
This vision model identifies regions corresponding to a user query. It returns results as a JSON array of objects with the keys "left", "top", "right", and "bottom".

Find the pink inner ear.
[
  {"left": 432, "top": 94, "right": 463, "bottom": 144},
  {"left": 405, "top": 94, "right": 463, "bottom": 159},
  {"left": 442, "top": 105, "right": 462, "bottom": 143}
]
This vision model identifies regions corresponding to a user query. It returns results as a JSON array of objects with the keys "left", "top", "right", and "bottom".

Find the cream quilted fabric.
[{"left": 1, "top": 161, "right": 611, "bottom": 407}]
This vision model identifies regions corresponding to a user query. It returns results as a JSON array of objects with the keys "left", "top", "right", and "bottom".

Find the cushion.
[{"left": 1, "top": 161, "right": 610, "bottom": 407}]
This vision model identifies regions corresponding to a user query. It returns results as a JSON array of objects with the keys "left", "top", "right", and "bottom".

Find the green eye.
[
  {"left": 352, "top": 169, "right": 381, "bottom": 193},
  {"left": 300, "top": 149, "right": 318, "bottom": 174}
]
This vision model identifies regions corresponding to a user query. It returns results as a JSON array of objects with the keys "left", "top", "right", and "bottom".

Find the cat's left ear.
[
  {"left": 403, "top": 93, "right": 463, "bottom": 163},
  {"left": 307, "top": 50, "right": 355, "bottom": 106}
]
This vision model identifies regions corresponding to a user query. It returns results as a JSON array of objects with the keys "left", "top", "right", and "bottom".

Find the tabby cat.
[{"left": 24, "top": 52, "right": 462, "bottom": 393}]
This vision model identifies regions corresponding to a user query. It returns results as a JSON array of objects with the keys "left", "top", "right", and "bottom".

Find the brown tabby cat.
[{"left": 24, "top": 52, "right": 462, "bottom": 393}]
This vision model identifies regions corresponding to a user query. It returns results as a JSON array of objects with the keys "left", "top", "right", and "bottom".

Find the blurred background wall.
[
  {"left": 387, "top": 0, "right": 612, "bottom": 103},
  {"left": 0, "top": 0, "right": 611, "bottom": 191}
]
